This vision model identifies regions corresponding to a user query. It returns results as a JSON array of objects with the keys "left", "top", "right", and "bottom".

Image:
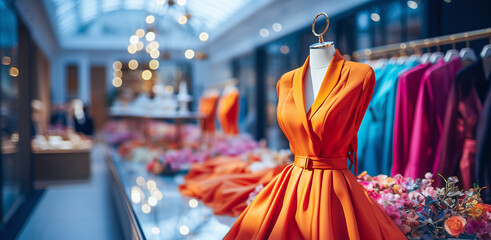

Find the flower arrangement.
[{"left": 357, "top": 172, "right": 490, "bottom": 239}]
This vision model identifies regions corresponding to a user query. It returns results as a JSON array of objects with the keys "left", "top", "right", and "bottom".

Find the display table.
[
  {"left": 105, "top": 145, "right": 234, "bottom": 240},
  {"left": 34, "top": 148, "right": 91, "bottom": 188}
]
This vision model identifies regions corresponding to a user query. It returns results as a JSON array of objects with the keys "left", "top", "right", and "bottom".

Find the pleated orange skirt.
[{"left": 224, "top": 165, "right": 407, "bottom": 239}]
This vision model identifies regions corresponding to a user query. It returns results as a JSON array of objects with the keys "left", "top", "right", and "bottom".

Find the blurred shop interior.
[{"left": 1, "top": 0, "right": 491, "bottom": 239}]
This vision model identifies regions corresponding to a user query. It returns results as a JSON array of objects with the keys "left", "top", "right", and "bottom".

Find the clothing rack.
[{"left": 353, "top": 28, "right": 491, "bottom": 60}]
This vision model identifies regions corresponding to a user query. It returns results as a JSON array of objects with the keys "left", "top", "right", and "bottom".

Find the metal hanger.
[{"left": 310, "top": 13, "right": 334, "bottom": 49}]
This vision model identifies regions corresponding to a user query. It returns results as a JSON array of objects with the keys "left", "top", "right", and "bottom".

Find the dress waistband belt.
[{"left": 293, "top": 156, "right": 348, "bottom": 170}]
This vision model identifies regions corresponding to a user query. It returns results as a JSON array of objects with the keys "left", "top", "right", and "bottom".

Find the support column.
[
  {"left": 50, "top": 56, "right": 66, "bottom": 104},
  {"left": 78, "top": 58, "right": 90, "bottom": 104}
]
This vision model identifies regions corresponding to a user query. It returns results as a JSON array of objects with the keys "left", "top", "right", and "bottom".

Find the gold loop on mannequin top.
[{"left": 310, "top": 12, "right": 334, "bottom": 49}]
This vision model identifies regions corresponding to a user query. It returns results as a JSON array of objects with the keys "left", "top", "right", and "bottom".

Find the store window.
[
  {"left": 384, "top": 1, "right": 403, "bottom": 44},
  {"left": 264, "top": 37, "right": 300, "bottom": 149},
  {"left": 232, "top": 53, "right": 257, "bottom": 137},
  {"left": 406, "top": 0, "right": 424, "bottom": 41},
  {"left": 356, "top": 11, "right": 371, "bottom": 50},
  {"left": 0, "top": 0, "right": 25, "bottom": 223}
]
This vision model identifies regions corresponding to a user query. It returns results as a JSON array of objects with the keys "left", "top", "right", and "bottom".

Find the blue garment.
[
  {"left": 381, "top": 61, "right": 419, "bottom": 175},
  {"left": 358, "top": 61, "right": 417, "bottom": 176},
  {"left": 357, "top": 63, "right": 392, "bottom": 173}
]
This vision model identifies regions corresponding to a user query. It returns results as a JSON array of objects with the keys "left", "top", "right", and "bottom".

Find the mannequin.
[{"left": 304, "top": 44, "right": 335, "bottom": 111}]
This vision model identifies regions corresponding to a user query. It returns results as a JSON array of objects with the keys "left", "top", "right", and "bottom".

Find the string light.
[
  {"left": 148, "top": 41, "right": 159, "bottom": 50},
  {"left": 142, "top": 204, "right": 151, "bottom": 213},
  {"left": 113, "top": 70, "right": 123, "bottom": 78},
  {"left": 130, "top": 35, "right": 139, "bottom": 44},
  {"left": 178, "top": 15, "right": 188, "bottom": 25},
  {"left": 112, "top": 77, "right": 122, "bottom": 87},
  {"left": 184, "top": 49, "right": 195, "bottom": 59},
  {"left": 136, "top": 41, "right": 144, "bottom": 51},
  {"left": 146, "top": 15, "right": 155, "bottom": 24},
  {"left": 150, "top": 49, "right": 160, "bottom": 59},
  {"left": 142, "top": 70, "right": 152, "bottom": 80},
  {"left": 136, "top": 29, "right": 145, "bottom": 38},
  {"left": 112, "top": 61, "right": 122, "bottom": 70},
  {"left": 146, "top": 32, "right": 156, "bottom": 41},
  {"left": 128, "top": 44, "right": 137, "bottom": 54},
  {"left": 149, "top": 60, "right": 159, "bottom": 70},
  {"left": 199, "top": 32, "right": 209, "bottom": 42},
  {"left": 128, "top": 60, "right": 138, "bottom": 70},
  {"left": 177, "top": 0, "right": 186, "bottom": 6}
]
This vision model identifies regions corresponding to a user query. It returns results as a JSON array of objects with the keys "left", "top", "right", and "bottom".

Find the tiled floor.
[{"left": 17, "top": 144, "right": 123, "bottom": 240}]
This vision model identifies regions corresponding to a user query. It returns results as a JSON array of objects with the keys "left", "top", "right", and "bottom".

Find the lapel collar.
[
  {"left": 309, "top": 50, "right": 345, "bottom": 119},
  {"left": 292, "top": 56, "right": 310, "bottom": 132}
]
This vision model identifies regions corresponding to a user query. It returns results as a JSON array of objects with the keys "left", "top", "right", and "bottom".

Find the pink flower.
[
  {"left": 424, "top": 172, "right": 433, "bottom": 180},
  {"left": 421, "top": 186, "right": 437, "bottom": 197}
]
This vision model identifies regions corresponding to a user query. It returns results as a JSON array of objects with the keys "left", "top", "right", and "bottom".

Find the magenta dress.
[
  {"left": 392, "top": 63, "right": 431, "bottom": 176},
  {"left": 405, "top": 57, "right": 462, "bottom": 179},
  {"left": 437, "top": 58, "right": 489, "bottom": 188}
]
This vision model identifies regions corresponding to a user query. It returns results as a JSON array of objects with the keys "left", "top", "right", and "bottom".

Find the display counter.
[{"left": 105, "top": 145, "right": 235, "bottom": 240}]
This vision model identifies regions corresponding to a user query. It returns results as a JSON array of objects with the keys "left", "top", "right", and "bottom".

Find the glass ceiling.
[{"left": 46, "top": 0, "right": 257, "bottom": 36}]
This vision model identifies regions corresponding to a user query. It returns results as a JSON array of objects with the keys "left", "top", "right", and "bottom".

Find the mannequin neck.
[{"left": 309, "top": 45, "right": 335, "bottom": 69}]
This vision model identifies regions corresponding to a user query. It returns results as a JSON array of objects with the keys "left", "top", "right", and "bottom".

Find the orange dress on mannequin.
[
  {"left": 217, "top": 88, "right": 240, "bottom": 135},
  {"left": 198, "top": 94, "right": 219, "bottom": 133},
  {"left": 225, "top": 50, "right": 406, "bottom": 240}
]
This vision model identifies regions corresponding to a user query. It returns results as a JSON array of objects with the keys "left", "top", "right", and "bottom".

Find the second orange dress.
[
  {"left": 225, "top": 50, "right": 406, "bottom": 239},
  {"left": 217, "top": 88, "right": 240, "bottom": 135}
]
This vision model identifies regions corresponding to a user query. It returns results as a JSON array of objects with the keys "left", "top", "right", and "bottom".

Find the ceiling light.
[
  {"left": 280, "top": 45, "right": 290, "bottom": 54},
  {"left": 151, "top": 227, "right": 160, "bottom": 235},
  {"left": 149, "top": 60, "right": 159, "bottom": 70},
  {"left": 179, "top": 225, "right": 189, "bottom": 235},
  {"left": 146, "top": 15, "right": 155, "bottom": 24},
  {"left": 259, "top": 28, "right": 269, "bottom": 38},
  {"left": 177, "top": 0, "right": 186, "bottom": 6},
  {"left": 178, "top": 15, "right": 188, "bottom": 25},
  {"left": 112, "top": 77, "right": 122, "bottom": 87},
  {"left": 136, "top": 29, "right": 145, "bottom": 38},
  {"left": 112, "top": 61, "right": 122, "bottom": 70},
  {"left": 156, "top": 0, "right": 165, "bottom": 5},
  {"left": 370, "top": 13, "right": 381, "bottom": 22},
  {"left": 128, "top": 60, "right": 138, "bottom": 70},
  {"left": 184, "top": 49, "right": 195, "bottom": 59},
  {"left": 128, "top": 44, "right": 137, "bottom": 54},
  {"left": 199, "top": 32, "right": 209, "bottom": 42},
  {"left": 150, "top": 49, "right": 160, "bottom": 58},
  {"left": 2, "top": 56, "right": 11, "bottom": 65},
  {"left": 272, "top": 23, "right": 282, "bottom": 32},
  {"left": 9, "top": 67, "right": 19, "bottom": 77},
  {"left": 146, "top": 32, "right": 156, "bottom": 41},
  {"left": 130, "top": 35, "right": 139, "bottom": 44},
  {"left": 142, "top": 204, "right": 151, "bottom": 213},
  {"left": 142, "top": 70, "right": 152, "bottom": 80},
  {"left": 407, "top": 0, "right": 418, "bottom": 9}
]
